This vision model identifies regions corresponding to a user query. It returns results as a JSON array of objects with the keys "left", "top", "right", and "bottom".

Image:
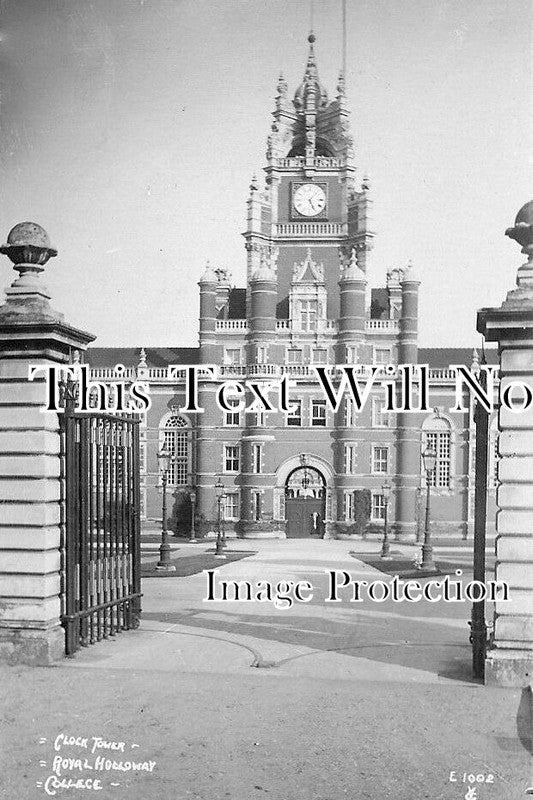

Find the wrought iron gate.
[
  {"left": 60, "top": 405, "right": 142, "bottom": 655},
  {"left": 470, "top": 366, "right": 489, "bottom": 679}
]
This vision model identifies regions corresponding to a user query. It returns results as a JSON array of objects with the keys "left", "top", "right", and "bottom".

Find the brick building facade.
[{"left": 87, "top": 35, "right": 498, "bottom": 540}]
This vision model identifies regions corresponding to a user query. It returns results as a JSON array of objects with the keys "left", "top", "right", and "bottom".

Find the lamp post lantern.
[
  {"left": 299, "top": 453, "right": 311, "bottom": 492},
  {"left": 421, "top": 445, "right": 437, "bottom": 572},
  {"left": 380, "top": 482, "right": 392, "bottom": 558},
  {"left": 156, "top": 448, "right": 176, "bottom": 572},
  {"left": 214, "top": 478, "right": 226, "bottom": 558}
]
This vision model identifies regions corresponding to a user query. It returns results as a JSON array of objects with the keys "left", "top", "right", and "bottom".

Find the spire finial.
[
  {"left": 305, "top": 31, "right": 318, "bottom": 79},
  {"left": 340, "top": 245, "right": 366, "bottom": 281},
  {"left": 337, "top": 70, "right": 346, "bottom": 98},
  {"left": 342, "top": 0, "right": 347, "bottom": 82},
  {"left": 199, "top": 259, "right": 217, "bottom": 284}
]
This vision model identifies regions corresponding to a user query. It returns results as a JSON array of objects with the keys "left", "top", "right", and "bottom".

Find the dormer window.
[{"left": 289, "top": 250, "right": 327, "bottom": 333}]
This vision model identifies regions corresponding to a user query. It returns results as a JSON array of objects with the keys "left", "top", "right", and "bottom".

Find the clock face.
[{"left": 293, "top": 183, "right": 326, "bottom": 217}]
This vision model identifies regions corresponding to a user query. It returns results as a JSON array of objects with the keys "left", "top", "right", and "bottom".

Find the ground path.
[{"left": 1, "top": 538, "right": 530, "bottom": 800}]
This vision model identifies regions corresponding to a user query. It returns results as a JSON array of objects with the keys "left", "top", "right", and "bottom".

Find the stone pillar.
[
  {"left": 395, "top": 263, "right": 421, "bottom": 539},
  {"left": 477, "top": 200, "right": 533, "bottom": 686},
  {"left": 0, "top": 222, "right": 94, "bottom": 665}
]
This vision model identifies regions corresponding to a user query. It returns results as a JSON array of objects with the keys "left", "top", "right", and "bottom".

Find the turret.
[
  {"left": 398, "top": 261, "right": 420, "bottom": 364},
  {"left": 198, "top": 261, "right": 218, "bottom": 362},
  {"left": 247, "top": 254, "right": 277, "bottom": 363},
  {"left": 337, "top": 247, "right": 366, "bottom": 361}
]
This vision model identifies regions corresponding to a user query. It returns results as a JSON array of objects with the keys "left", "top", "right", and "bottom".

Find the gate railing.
[
  {"left": 470, "top": 366, "right": 489, "bottom": 679},
  {"left": 60, "top": 403, "right": 142, "bottom": 655}
]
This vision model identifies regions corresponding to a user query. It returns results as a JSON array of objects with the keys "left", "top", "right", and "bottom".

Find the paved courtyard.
[{"left": 1, "top": 538, "right": 531, "bottom": 800}]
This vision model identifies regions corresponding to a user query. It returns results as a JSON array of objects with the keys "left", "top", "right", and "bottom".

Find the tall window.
[
  {"left": 311, "top": 400, "right": 327, "bottom": 427},
  {"left": 372, "top": 396, "right": 390, "bottom": 428},
  {"left": 345, "top": 444, "right": 356, "bottom": 475},
  {"left": 224, "top": 492, "right": 239, "bottom": 520},
  {"left": 286, "top": 400, "right": 302, "bottom": 427},
  {"left": 345, "top": 397, "right": 356, "bottom": 427},
  {"left": 344, "top": 492, "right": 355, "bottom": 521},
  {"left": 252, "top": 443, "right": 262, "bottom": 474},
  {"left": 161, "top": 414, "right": 189, "bottom": 486},
  {"left": 372, "top": 446, "right": 389, "bottom": 474},
  {"left": 252, "top": 491, "right": 262, "bottom": 521},
  {"left": 223, "top": 445, "right": 240, "bottom": 473},
  {"left": 346, "top": 345, "right": 357, "bottom": 364},
  {"left": 256, "top": 346, "right": 268, "bottom": 364},
  {"left": 371, "top": 493, "right": 386, "bottom": 521},
  {"left": 423, "top": 416, "right": 452, "bottom": 488},
  {"left": 300, "top": 300, "right": 318, "bottom": 331}
]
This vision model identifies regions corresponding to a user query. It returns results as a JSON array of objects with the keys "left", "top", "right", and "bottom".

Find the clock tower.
[
  {"left": 195, "top": 30, "right": 420, "bottom": 541},
  {"left": 244, "top": 32, "right": 375, "bottom": 319}
]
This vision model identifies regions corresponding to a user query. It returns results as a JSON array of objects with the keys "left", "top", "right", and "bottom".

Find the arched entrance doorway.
[{"left": 285, "top": 460, "right": 326, "bottom": 538}]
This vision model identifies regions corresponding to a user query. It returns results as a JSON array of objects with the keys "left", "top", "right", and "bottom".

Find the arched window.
[
  {"left": 422, "top": 414, "right": 453, "bottom": 489},
  {"left": 285, "top": 466, "right": 325, "bottom": 499},
  {"left": 160, "top": 413, "right": 190, "bottom": 486}
]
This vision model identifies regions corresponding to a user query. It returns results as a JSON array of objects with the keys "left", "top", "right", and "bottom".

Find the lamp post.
[
  {"left": 188, "top": 489, "right": 197, "bottom": 542},
  {"left": 380, "top": 482, "right": 392, "bottom": 558},
  {"left": 156, "top": 448, "right": 176, "bottom": 572},
  {"left": 421, "top": 445, "right": 437, "bottom": 572},
  {"left": 415, "top": 485, "right": 423, "bottom": 543},
  {"left": 214, "top": 478, "right": 226, "bottom": 558}
]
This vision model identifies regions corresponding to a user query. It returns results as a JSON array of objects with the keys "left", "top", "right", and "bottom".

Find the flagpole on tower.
[{"left": 342, "top": 0, "right": 347, "bottom": 79}]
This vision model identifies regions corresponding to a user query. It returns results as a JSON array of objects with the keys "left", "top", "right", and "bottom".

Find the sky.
[{"left": 0, "top": 0, "right": 531, "bottom": 348}]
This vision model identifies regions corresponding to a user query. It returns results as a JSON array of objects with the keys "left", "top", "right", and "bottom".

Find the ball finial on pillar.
[
  {"left": 505, "top": 200, "right": 533, "bottom": 253},
  {"left": 1, "top": 222, "right": 57, "bottom": 270},
  {"left": 0, "top": 222, "right": 61, "bottom": 320},
  {"left": 503, "top": 200, "right": 533, "bottom": 306}
]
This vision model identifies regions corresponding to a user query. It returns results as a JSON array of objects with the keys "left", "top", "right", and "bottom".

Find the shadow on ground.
[{"left": 141, "top": 606, "right": 478, "bottom": 684}]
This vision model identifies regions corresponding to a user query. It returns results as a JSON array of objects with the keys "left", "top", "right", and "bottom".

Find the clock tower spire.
[{"left": 244, "top": 31, "right": 374, "bottom": 318}]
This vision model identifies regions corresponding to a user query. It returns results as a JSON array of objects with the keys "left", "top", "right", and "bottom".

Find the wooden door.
[{"left": 285, "top": 497, "right": 324, "bottom": 538}]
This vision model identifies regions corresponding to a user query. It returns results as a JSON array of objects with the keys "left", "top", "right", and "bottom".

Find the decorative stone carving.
[{"left": 292, "top": 248, "right": 325, "bottom": 283}]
